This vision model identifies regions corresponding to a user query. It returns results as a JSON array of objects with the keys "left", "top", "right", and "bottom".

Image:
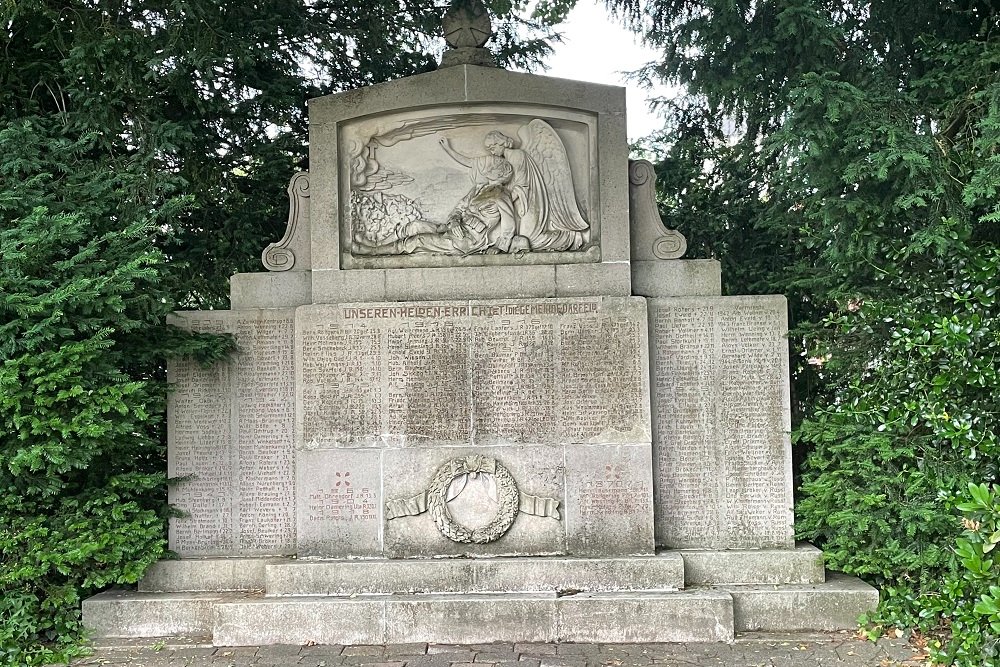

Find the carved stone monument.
[{"left": 83, "top": 1, "right": 878, "bottom": 645}]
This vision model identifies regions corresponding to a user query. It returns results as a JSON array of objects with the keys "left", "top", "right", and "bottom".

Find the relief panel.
[{"left": 339, "top": 106, "right": 600, "bottom": 269}]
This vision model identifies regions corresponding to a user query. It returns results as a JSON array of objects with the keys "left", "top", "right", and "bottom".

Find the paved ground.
[{"left": 71, "top": 633, "right": 929, "bottom": 667}]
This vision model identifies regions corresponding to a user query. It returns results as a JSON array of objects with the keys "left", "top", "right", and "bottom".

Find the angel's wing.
[{"left": 517, "top": 120, "right": 589, "bottom": 233}]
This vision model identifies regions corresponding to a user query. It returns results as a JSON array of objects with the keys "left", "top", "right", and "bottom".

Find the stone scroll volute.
[
  {"left": 262, "top": 171, "right": 312, "bottom": 272},
  {"left": 628, "top": 159, "right": 687, "bottom": 261}
]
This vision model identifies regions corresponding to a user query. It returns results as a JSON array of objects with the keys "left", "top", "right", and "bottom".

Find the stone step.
[
  {"left": 725, "top": 573, "right": 880, "bottom": 631},
  {"left": 680, "top": 544, "right": 826, "bottom": 585},
  {"left": 264, "top": 553, "right": 684, "bottom": 596},
  {"left": 212, "top": 590, "right": 734, "bottom": 646},
  {"left": 139, "top": 558, "right": 283, "bottom": 592},
  {"left": 82, "top": 590, "right": 249, "bottom": 638}
]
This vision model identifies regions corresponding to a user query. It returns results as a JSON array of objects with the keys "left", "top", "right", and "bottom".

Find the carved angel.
[
  {"left": 510, "top": 119, "right": 589, "bottom": 251},
  {"left": 440, "top": 120, "right": 589, "bottom": 253},
  {"left": 355, "top": 119, "right": 590, "bottom": 257}
]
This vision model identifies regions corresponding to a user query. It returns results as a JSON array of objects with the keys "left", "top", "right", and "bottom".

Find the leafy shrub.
[
  {"left": 796, "top": 248, "right": 1000, "bottom": 663},
  {"left": 0, "top": 121, "right": 232, "bottom": 666},
  {"left": 930, "top": 483, "right": 1000, "bottom": 666}
]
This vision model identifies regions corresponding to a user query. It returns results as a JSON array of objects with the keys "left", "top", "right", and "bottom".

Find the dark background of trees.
[
  {"left": 2, "top": 0, "right": 998, "bottom": 664},
  {"left": 619, "top": 0, "right": 999, "bottom": 662}
]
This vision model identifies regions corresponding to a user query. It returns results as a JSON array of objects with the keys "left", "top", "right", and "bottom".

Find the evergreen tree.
[
  {"left": 1, "top": 1, "right": 559, "bottom": 663},
  {"left": 611, "top": 0, "right": 1000, "bottom": 662}
]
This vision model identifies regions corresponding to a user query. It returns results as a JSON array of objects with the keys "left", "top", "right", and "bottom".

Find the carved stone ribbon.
[
  {"left": 385, "top": 492, "right": 428, "bottom": 521},
  {"left": 519, "top": 494, "right": 561, "bottom": 520},
  {"left": 384, "top": 454, "right": 561, "bottom": 544},
  {"left": 386, "top": 491, "right": 561, "bottom": 521}
]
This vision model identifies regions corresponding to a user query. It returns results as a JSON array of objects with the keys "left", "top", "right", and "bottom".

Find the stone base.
[
  {"left": 680, "top": 544, "right": 825, "bottom": 585},
  {"left": 727, "top": 573, "right": 880, "bottom": 632},
  {"left": 214, "top": 591, "right": 734, "bottom": 646},
  {"left": 83, "top": 550, "right": 878, "bottom": 645},
  {"left": 265, "top": 554, "right": 684, "bottom": 596},
  {"left": 138, "top": 558, "right": 281, "bottom": 592},
  {"left": 230, "top": 264, "right": 633, "bottom": 310},
  {"left": 81, "top": 591, "right": 247, "bottom": 638}
]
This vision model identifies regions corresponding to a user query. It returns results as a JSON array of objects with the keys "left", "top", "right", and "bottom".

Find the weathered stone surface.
[
  {"left": 293, "top": 297, "right": 650, "bottom": 558},
  {"left": 648, "top": 296, "right": 793, "bottom": 549},
  {"left": 214, "top": 596, "right": 385, "bottom": 646},
  {"left": 311, "top": 268, "right": 387, "bottom": 304},
  {"left": 267, "top": 559, "right": 470, "bottom": 596},
  {"left": 167, "top": 310, "right": 296, "bottom": 557},
  {"left": 387, "top": 596, "right": 557, "bottom": 644},
  {"left": 211, "top": 591, "right": 734, "bottom": 646},
  {"left": 138, "top": 558, "right": 286, "bottom": 592},
  {"left": 261, "top": 171, "right": 312, "bottom": 272},
  {"left": 628, "top": 160, "right": 686, "bottom": 261},
  {"left": 384, "top": 266, "right": 558, "bottom": 301},
  {"left": 308, "top": 65, "right": 629, "bottom": 275},
  {"left": 554, "top": 263, "right": 630, "bottom": 297},
  {"left": 727, "top": 573, "right": 879, "bottom": 631},
  {"left": 264, "top": 554, "right": 684, "bottom": 596},
  {"left": 295, "top": 297, "right": 649, "bottom": 450},
  {"left": 382, "top": 446, "right": 565, "bottom": 558},
  {"left": 294, "top": 302, "right": 472, "bottom": 449},
  {"left": 563, "top": 445, "right": 655, "bottom": 556},
  {"left": 309, "top": 264, "right": 639, "bottom": 304},
  {"left": 230, "top": 272, "right": 313, "bottom": 310},
  {"left": 557, "top": 591, "right": 733, "bottom": 643},
  {"left": 681, "top": 545, "right": 825, "bottom": 585},
  {"left": 630, "top": 260, "right": 721, "bottom": 298},
  {"left": 83, "top": 590, "right": 243, "bottom": 638},
  {"left": 470, "top": 553, "right": 682, "bottom": 593},
  {"left": 342, "top": 113, "right": 597, "bottom": 268},
  {"left": 296, "top": 449, "right": 381, "bottom": 557}
]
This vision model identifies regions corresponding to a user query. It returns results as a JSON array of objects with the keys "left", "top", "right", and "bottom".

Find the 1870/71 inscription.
[{"left": 294, "top": 298, "right": 649, "bottom": 449}]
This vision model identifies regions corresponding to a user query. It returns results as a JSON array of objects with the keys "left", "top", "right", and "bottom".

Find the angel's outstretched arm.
[{"left": 438, "top": 138, "right": 473, "bottom": 168}]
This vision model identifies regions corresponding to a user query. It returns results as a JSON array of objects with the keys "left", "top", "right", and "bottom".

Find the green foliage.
[
  {"left": 926, "top": 483, "right": 1000, "bottom": 665},
  {"left": 795, "top": 249, "right": 999, "bottom": 641},
  {"left": 0, "top": 119, "right": 231, "bottom": 665},
  {"left": 1, "top": 1, "right": 563, "bottom": 663},
  {"left": 611, "top": 0, "right": 1000, "bottom": 660},
  {"left": 3, "top": 0, "right": 559, "bottom": 308}
]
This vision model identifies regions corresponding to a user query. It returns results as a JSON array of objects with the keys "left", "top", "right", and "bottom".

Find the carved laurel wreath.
[{"left": 427, "top": 455, "right": 519, "bottom": 544}]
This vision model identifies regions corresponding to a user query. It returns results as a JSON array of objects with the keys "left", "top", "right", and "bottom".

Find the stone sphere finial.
[
  {"left": 440, "top": 0, "right": 497, "bottom": 68},
  {"left": 442, "top": 0, "right": 493, "bottom": 48}
]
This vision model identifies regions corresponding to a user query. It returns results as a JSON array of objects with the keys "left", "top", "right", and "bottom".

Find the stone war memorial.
[{"left": 83, "top": 1, "right": 878, "bottom": 645}]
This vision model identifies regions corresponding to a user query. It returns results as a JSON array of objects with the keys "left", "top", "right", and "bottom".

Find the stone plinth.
[
  {"left": 647, "top": 295, "right": 794, "bottom": 549},
  {"left": 263, "top": 554, "right": 684, "bottom": 596},
  {"left": 88, "top": 552, "right": 880, "bottom": 644},
  {"left": 631, "top": 259, "right": 721, "bottom": 298},
  {"left": 212, "top": 590, "right": 734, "bottom": 646}
]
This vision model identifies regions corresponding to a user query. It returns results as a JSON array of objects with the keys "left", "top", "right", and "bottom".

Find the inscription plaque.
[
  {"left": 649, "top": 296, "right": 793, "bottom": 549},
  {"left": 565, "top": 444, "right": 654, "bottom": 555},
  {"left": 297, "top": 449, "right": 381, "bottom": 556},
  {"left": 168, "top": 310, "right": 296, "bottom": 556},
  {"left": 296, "top": 298, "right": 649, "bottom": 449}
]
